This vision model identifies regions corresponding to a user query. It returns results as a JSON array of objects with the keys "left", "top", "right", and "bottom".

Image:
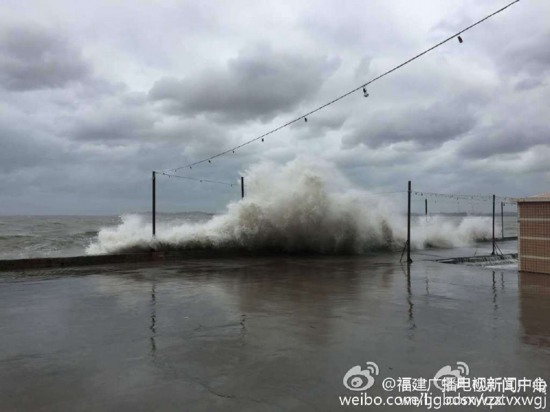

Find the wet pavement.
[{"left": 0, "top": 242, "right": 548, "bottom": 411}]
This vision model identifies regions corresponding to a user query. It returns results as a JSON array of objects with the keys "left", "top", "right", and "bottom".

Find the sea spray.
[{"left": 86, "top": 159, "right": 493, "bottom": 255}]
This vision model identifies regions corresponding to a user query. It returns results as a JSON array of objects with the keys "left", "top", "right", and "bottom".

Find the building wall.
[{"left": 519, "top": 201, "right": 550, "bottom": 274}]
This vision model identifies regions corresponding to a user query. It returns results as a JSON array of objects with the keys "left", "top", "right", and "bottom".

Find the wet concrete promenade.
[{"left": 0, "top": 242, "right": 548, "bottom": 411}]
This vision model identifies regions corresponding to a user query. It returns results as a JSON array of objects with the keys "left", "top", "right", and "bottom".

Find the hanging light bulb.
[
  {"left": 208, "top": 160, "right": 211, "bottom": 163},
  {"left": 304, "top": 117, "right": 308, "bottom": 123},
  {"left": 363, "top": 87, "right": 369, "bottom": 97},
  {"left": 189, "top": 166, "right": 192, "bottom": 170},
  {"left": 261, "top": 138, "right": 264, "bottom": 142},
  {"left": 232, "top": 150, "right": 235, "bottom": 154},
  {"left": 457, "top": 35, "right": 463, "bottom": 43}
]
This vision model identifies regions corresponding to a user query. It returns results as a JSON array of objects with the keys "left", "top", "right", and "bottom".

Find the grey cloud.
[
  {"left": 498, "top": 33, "right": 550, "bottom": 77},
  {"left": 147, "top": 117, "right": 237, "bottom": 160},
  {"left": 354, "top": 56, "right": 373, "bottom": 80},
  {"left": 0, "top": 132, "right": 43, "bottom": 173},
  {"left": 149, "top": 46, "right": 340, "bottom": 123},
  {"left": 300, "top": 2, "right": 410, "bottom": 53},
  {"left": 291, "top": 111, "right": 348, "bottom": 140},
  {"left": 457, "top": 85, "right": 550, "bottom": 160},
  {"left": 458, "top": 122, "right": 550, "bottom": 160},
  {"left": 64, "top": 91, "right": 156, "bottom": 143},
  {"left": 0, "top": 122, "right": 65, "bottom": 173},
  {"left": 1, "top": 0, "right": 549, "bottom": 214},
  {"left": 0, "top": 26, "right": 90, "bottom": 91},
  {"left": 70, "top": 106, "right": 156, "bottom": 142},
  {"left": 342, "top": 101, "right": 477, "bottom": 149},
  {"left": 514, "top": 76, "right": 544, "bottom": 91},
  {"left": 67, "top": 96, "right": 234, "bottom": 157}
]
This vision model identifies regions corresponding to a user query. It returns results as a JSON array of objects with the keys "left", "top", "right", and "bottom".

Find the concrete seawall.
[
  {"left": 0, "top": 237, "right": 519, "bottom": 272},
  {"left": 0, "top": 250, "right": 268, "bottom": 272},
  {"left": 0, "top": 252, "right": 172, "bottom": 272}
]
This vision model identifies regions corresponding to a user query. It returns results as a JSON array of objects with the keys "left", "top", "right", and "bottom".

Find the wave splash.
[{"left": 86, "top": 159, "right": 493, "bottom": 255}]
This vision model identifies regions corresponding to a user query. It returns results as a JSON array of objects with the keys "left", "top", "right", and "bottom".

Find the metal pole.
[
  {"left": 501, "top": 201, "right": 504, "bottom": 239},
  {"left": 425, "top": 198, "right": 428, "bottom": 221},
  {"left": 241, "top": 176, "right": 245, "bottom": 199},
  {"left": 407, "top": 181, "right": 413, "bottom": 264},
  {"left": 492, "top": 194, "right": 495, "bottom": 255},
  {"left": 152, "top": 171, "right": 156, "bottom": 237}
]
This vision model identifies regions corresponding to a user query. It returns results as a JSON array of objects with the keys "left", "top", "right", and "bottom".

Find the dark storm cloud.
[
  {"left": 0, "top": 0, "right": 548, "bottom": 214},
  {"left": 291, "top": 111, "right": 348, "bottom": 140},
  {"left": 457, "top": 80, "right": 550, "bottom": 160},
  {"left": 0, "top": 26, "right": 90, "bottom": 91},
  {"left": 70, "top": 106, "right": 155, "bottom": 142},
  {"left": 149, "top": 46, "right": 340, "bottom": 123},
  {"left": 151, "top": 118, "right": 234, "bottom": 155},
  {"left": 67, "top": 94, "right": 233, "bottom": 154},
  {"left": 0, "top": 123, "right": 64, "bottom": 173},
  {"left": 342, "top": 100, "right": 477, "bottom": 149},
  {"left": 497, "top": 32, "right": 550, "bottom": 91},
  {"left": 458, "top": 121, "right": 550, "bottom": 160}
]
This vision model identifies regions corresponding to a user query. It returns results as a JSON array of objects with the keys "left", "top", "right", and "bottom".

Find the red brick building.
[{"left": 518, "top": 194, "right": 550, "bottom": 274}]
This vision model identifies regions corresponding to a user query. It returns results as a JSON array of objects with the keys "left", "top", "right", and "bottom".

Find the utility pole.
[
  {"left": 407, "top": 181, "right": 413, "bottom": 264},
  {"left": 492, "top": 194, "right": 495, "bottom": 255},
  {"left": 152, "top": 171, "right": 156, "bottom": 237},
  {"left": 241, "top": 176, "right": 245, "bottom": 199},
  {"left": 501, "top": 201, "right": 504, "bottom": 239},
  {"left": 425, "top": 198, "right": 428, "bottom": 222}
]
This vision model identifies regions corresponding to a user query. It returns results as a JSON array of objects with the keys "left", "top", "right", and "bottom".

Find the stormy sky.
[{"left": 1, "top": 0, "right": 549, "bottom": 215}]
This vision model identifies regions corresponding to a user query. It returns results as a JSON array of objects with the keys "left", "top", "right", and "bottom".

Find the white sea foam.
[{"left": 86, "top": 158, "right": 493, "bottom": 255}]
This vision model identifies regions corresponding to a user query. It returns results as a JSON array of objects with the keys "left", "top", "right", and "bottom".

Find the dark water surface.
[
  {"left": 0, "top": 250, "right": 547, "bottom": 411},
  {"left": 0, "top": 214, "right": 518, "bottom": 260},
  {"left": 0, "top": 213, "right": 212, "bottom": 259}
]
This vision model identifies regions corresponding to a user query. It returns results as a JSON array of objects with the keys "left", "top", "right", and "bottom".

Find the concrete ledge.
[
  {"left": 0, "top": 249, "right": 361, "bottom": 272},
  {"left": 0, "top": 250, "right": 268, "bottom": 272},
  {"left": 0, "top": 252, "right": 169, "bottom": 272}
]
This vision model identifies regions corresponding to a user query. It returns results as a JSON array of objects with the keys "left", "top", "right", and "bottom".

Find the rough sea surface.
[
  {"left": 0, "top": 213, "right": 212, "bottom": 260},
  {"left": 0, "top": 213, "right": 518, "bottom": 260}
]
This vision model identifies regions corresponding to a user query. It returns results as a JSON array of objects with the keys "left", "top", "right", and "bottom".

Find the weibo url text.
[{"left": 338, "top": 392, "right": 547, "bottom": 410}]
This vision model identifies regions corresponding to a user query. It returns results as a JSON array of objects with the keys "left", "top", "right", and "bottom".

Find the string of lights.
[
  {"left": 413, "top": 199, "right": 511, "bottom": 205},
  {"left": 158, "top": 171, "right": 519, "bottom": 201},
  {"left": 411, "top": 198, "right": 489, "bottom": 204},
  {"left": 158, "top": 0, "right": 521, "bottom": 173},
  {"left": 413, "top": 191, "right": 516, "bottom": 203},
  {"left": 158, "top": 172, "right": 237, "bottom": 187}
]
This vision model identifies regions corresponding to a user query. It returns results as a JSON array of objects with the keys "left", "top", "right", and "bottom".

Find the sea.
[
  {"left": 0, "top": 213, "right": 212, "bottom": 260},
  {"left": 0, "top": 213, "right": 518, "bottom": 260}
]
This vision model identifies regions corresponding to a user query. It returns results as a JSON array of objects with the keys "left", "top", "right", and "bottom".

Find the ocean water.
[
  {"left": 0, "top": 212, "right": 517, "bottom": 261},
  {"left": 0, "top": 213, "right": 213, "bottom": 260}
]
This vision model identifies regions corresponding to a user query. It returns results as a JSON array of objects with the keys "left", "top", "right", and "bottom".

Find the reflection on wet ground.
[{"left": 0, "top": 247, "right": 548, "bottom": 411}]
